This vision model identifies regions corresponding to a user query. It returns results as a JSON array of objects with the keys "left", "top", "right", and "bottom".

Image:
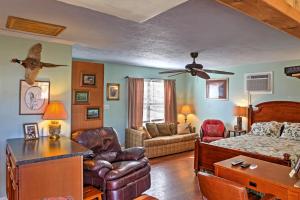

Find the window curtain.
[
  {"left": 164, "top": 80, "right": 177, "bottom": 123},
  {"left": 128, "top": 78, "right": 144, "bottom": 129}
]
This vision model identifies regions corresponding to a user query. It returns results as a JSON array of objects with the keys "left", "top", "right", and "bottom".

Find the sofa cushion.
[
  {"left": 156, "top": 123, "right": 172, "bottom": 136},
  {"left": 105, "top": 157, "right": 149, "bottom": 181},
  {"left": 146, "top": 123, "right": 160, "bottom": 138},
  {"left": 169, "top": 123, "right": 177, "bottom": 135},
  {"left": 144, "top": 133, "right": 197, "bottom": 147}
]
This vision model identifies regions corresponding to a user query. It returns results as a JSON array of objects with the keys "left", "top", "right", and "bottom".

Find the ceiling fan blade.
[
  {"left": 203, "top": 69, "right": 235, "bottom": 75},
  {"left": 195, "top": 70, "right": 210, "bottom": 79},
  {"left": 168, "top": 71, "right": 187, "bottom": 77},
  {"left": 159, "top": 70, "right": 187, "bottom": 74}
]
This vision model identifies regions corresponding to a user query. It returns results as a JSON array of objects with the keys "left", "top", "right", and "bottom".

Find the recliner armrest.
[
  {"left": 83, "top": 159, "right": 113, "bottom": 172},
  {"left": 116, "top": 147, "right": 145, "bottom": 161}
]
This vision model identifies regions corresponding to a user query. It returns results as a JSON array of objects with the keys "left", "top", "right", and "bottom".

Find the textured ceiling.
[
  {"left": 1, "top": 0, "right": 300, "bottom": 69},
  {"left": 56, "top": 0, "right": 188, "bottom": 23}
]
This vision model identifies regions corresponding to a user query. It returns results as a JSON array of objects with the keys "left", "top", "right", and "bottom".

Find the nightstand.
[{"left": 228, "top": 129, "right": 247, "bottom": 137}]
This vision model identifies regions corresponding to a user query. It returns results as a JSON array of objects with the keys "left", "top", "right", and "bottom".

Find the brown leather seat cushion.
[
  {"left": 106, "top": 157, "right": 149, "bottom": 181},
  {"left": 106, "top": 164, "right": 151, "bottom": 190}
]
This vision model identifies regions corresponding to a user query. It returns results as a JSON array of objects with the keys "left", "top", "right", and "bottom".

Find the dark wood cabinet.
[
  {"left": 6, "top": 148, "right": 18, "bottom": 200},
  {"left": 6, "top": 136, "right": 92, "bottom": 200}
]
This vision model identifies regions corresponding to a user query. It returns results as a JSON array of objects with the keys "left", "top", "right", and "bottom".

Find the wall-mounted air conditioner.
[{"left": 244, "top": 72, "right": 273, "bottom": 94}]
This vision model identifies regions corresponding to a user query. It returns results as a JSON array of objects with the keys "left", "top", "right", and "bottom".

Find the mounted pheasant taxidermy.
[{"left": 11, "top": 43, "right": 66, "bottom": 85}]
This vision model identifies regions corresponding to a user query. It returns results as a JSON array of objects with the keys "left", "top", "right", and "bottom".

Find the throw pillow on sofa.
[
  {"left": 169, "top": 123, "right": 177, "bottom": 135},
  {"left": 142, "top": 127, "right": 152, "bottom": 139},
  {"left": 156, "top": 123, "right": 173, "bottom": 136},
  {"left": 177, "top": 123, "right": 191, "bottom": 135},
  {"left": 136, "top": 127, "right": 152, "bottom": 139},
  {"left": 146, "top": 123, "right": 160, "bottom": 137}
]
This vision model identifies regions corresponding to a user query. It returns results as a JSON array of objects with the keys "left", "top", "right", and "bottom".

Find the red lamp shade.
[
  {"left": 233, "top": 106, "right": 247, "bottom": 117},
  {"left": 43, "top": 102, "right": 67, "bottom": 120}
]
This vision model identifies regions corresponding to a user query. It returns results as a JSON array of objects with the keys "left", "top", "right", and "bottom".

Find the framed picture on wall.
[
  {"left": 19, "top": 80, "right": 50, "bottom": 115},
  {"left": 73, "top": 90, "right": 89, "bottom": 105},
  {"left": 206, "top": 79, "right": 228, "bottom": 100},
  {"left": 86, "top": 107, "right": 100, "bottom": 120},
  {"left": 81, "top": 73, "right": 96, "bottom": 87},
  {"left": 23, "top": 123, "right": 39, "bottom": 140},
  {"left": 107, "top": 83, "right": 120, "bottom": 101}
]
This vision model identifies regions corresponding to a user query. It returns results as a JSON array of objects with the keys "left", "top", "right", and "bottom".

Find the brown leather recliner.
[
  {"left": 72, "top": 127, "right": 151, "bottom": 200},
  {"left": 198, "top": 172, "right": 276, "bottom": 200}
]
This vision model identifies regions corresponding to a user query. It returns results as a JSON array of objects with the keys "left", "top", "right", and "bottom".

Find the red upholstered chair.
[{"left": 200, "top": 119, "right": 227, "bottom": 143}]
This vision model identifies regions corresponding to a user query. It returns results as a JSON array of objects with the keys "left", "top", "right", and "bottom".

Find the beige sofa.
[{"left": 125, "top": 128, "right": 198, "bottom": 158}]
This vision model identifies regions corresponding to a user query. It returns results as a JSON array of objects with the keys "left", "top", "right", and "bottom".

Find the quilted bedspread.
[{"left": 210, "top": 134, "right": 300, "bottom": 167}]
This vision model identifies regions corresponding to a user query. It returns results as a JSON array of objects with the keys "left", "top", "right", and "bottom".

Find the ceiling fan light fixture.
[{"left": 158, "top": 52, "right": 234, "bottom": 79}]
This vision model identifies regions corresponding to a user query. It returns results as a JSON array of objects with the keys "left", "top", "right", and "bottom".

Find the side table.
[{"left": 84, "top": 186, "right": 102, "bottom": 200}]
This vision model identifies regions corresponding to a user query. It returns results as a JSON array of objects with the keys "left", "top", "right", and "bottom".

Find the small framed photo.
[
  {"left": 206, "top": 78, "right": 228, "bottom": 100},
  {"left": 23, "top": 123, "right": 39, "bottom": 140},
  {"left": 81, "top": 74, "right": 96, "bottom": 87},
  {"left": 86, "top": 107, "right": 100, "bottom": 120},
  {"left": 73, "top": 90, "right": 89, "bottom": 104},
  {"left": 107, "top": 83, "right": 120, "bottom": 101}
]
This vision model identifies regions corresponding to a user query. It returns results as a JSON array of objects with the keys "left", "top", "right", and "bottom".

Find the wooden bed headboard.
[{"left": 248, "top": 101, "right": 300, "bottom": 130}]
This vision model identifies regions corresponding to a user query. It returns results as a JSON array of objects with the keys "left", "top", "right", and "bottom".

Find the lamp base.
[
  {"left": 49, "top": 121, "right": 61, "bottom": 140},
  {"left": 236, "top": 117, "right": 242, "bottom": 131}
]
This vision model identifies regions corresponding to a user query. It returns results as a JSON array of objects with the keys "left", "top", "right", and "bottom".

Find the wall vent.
[
  {"left": 6, "top": 16, "right": 66, "bottom": 36},
  {"left": 245, "top": 72, "right": 273, "bottom": 94}
]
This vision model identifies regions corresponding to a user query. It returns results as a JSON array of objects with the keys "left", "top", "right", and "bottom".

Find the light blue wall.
[
  {"left": 0, "top": 35, "right": 72, "bottom": 198},
  {"left": 73, "top": 59, "right": 188, "bottom": 144},
  {"left": 103, "top": 63, "right": 187, "bottom": 144},
  {"left": 186, "top": 60, "right": 300, "bottom": 131}
]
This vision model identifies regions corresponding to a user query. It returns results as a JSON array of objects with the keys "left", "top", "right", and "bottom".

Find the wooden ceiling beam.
[{"left": 216, "top": 0, "right": 300, "bottom": 39}]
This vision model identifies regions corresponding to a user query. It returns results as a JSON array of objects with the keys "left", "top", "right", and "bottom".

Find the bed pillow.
[
  {"left": 251, "top": 121, "right": 282, "bottom": 137},
  {"left": 281, "top": 122, "right": 300, "bottom": 141}
]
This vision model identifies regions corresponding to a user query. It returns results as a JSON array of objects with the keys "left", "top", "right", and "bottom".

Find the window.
[{"left": 143, "top": 79, "right": 165, "bottom": 123}]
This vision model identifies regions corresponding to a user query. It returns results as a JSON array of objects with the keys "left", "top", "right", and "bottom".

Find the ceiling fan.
[{"left": 159, "top": 52, "right": 234, "bottom": 79}]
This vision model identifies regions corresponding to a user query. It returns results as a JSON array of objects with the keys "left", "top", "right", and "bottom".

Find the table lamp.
[
  {"left": 181, "top": 105, "right": 192, "bottom": 123},
  {"left": 233, "top": 106, "right": 247, "bottom": 131},
  {"left": 43, "top": 101, "right": 67, "bottom": 140}
]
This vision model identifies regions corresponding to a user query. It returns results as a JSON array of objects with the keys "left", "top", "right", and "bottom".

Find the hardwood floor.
[{"left": 144, "top": 151, "right": 202, "bottom": 200}]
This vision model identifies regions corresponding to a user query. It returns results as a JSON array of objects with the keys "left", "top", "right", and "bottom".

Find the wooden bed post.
[
  {"left": 194, "top": 137, "right": 201, "bottom": 174},
  {"left": 247, "top": 104, "right": 253, "bottom": 132}
]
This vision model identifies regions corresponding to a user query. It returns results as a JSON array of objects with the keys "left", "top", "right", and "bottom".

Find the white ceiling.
[
  {"left": 1, "top": 0, "right": 300, "bottom": 69},
  {"left": 56, "top": 0, "right": 188, "bottom": 23}
]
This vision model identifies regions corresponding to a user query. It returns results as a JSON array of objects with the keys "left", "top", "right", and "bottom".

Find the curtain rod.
[{"left": 124, "top": 76, "right": 175, "bottom": 81}]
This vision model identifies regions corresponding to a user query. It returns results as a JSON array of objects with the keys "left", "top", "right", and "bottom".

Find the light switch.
[{"left": 104, "top": 104, "right": 110, "bottom": 110}]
